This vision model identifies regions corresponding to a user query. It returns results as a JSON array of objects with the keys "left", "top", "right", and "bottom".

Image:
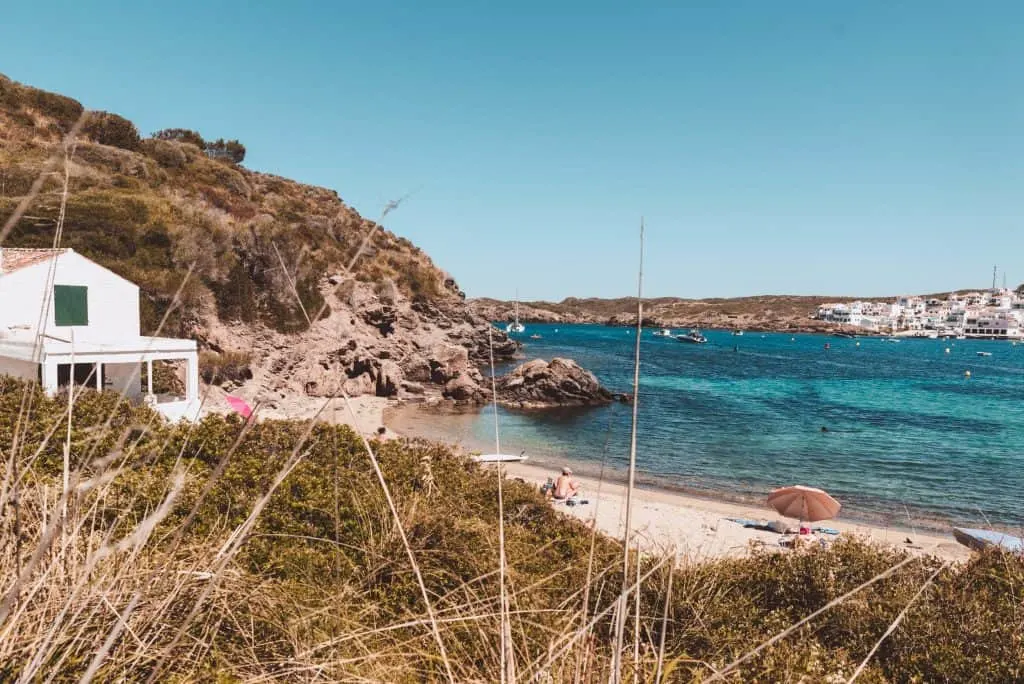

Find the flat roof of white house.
[{"left": 0, "top": 335, "right": 196, "bottom": 363}]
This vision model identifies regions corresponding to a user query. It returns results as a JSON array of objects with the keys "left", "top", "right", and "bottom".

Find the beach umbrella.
[
  {"left": 225, "top": 394, "right": 253, "bottom": 419},
  {"left": 767, "top": 485, "right": 841, "bottom": 523}
]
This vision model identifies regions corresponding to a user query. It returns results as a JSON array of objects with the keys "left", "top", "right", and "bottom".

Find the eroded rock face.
[
  {"left": 362, "top": 306, "right": 397, "bottom": 337},
  {"left": 205, "top": 278, "right": 522, "bottom": 403},
  {"left": 494, "top": 358, "right": 620, "bottom": 408}
]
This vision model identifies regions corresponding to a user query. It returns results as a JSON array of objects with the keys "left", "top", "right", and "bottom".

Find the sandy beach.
[
  {"left": 200, "top": 385, "right": 396, "bottom": 438},
  {"left": 384, "top": 404, "right": 972, "bottom": 563},
  {"left": 501, "top": 462, "right": 972, "bottom": 562}
]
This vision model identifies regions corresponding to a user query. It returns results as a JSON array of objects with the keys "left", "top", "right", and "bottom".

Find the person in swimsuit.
[{"left": 552, "top": 467, "right": 579, "bottom": 500}]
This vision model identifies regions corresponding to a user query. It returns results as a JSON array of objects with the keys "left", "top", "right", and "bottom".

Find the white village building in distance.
[
  {"left": 814, "top": 269, "right": 1024, "bottom": 340},
  {"left": 0, "top": 247, "right": 200, "bottom": 421}
]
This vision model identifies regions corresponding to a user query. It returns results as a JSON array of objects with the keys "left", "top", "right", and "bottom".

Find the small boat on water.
[
  {"left": 676, "top": 329, "right": 708, "bottom": 344},
  {"left": 977, "top": 351, "right": 992, "bottom": 357},
  {"left": 732, "top": 330, "right": 744, "bottom": 336},
  {"left": 652, "top": 328, "right": 673, "bottom": 337},
  {"left": 473, "top": 451, "right": 528, "bottom": 464},
  {"left": 529, "top": 333, "right": 542, "bottom": 340},
  {"left": 833, "top": 332, "right": 857, "bottom": 339}
]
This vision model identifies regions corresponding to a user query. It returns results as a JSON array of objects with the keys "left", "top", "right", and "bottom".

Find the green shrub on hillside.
[
  {"left": 29, "top": 89, "right": 85, "bottom": 132},
  {"left": 152, "top": 127, "right": 206, "bottom": 148},
  {"left": 83, "top": 111, "right": 142, "bottom": 151},
  {"left": 199, "top": 350, "right": 253, "bottom": 385},
  {"left": 138, "top": 137, "right": 190, "bottom": 168},
  {"left": 0, "top": 73, "right": 84, "bottom": 133}
]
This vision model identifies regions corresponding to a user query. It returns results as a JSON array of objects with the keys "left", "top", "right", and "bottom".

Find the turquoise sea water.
[{"left": 402, "top": 324, "right": 1024, "bottom": 530}]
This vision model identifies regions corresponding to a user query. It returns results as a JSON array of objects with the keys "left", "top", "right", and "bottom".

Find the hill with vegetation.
[
  {"left": 0, "top": 376, "right": 1020, "bottom": 681},
  {"left": 472, "top": 294, "right": 895, "bottom": 333},
  {"left": 476, "top": 287, "right": 1024, "bottom": 333},
  {"left": 0, "top": 73, "right": 516, "bottom": 405}
]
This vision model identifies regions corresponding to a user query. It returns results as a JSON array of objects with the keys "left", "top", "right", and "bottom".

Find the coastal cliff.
[{"left": 0, "top": 73, "right": 525, "bottom": 406}]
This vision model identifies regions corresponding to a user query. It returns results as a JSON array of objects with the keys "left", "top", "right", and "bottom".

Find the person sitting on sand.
[{"left": 551, "top": 467, "right": 580, "bottom": 500}]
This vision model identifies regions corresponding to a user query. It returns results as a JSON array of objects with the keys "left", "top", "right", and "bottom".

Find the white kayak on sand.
[{"left": 473, "top": 451, "right": 528, "bottom": 463}]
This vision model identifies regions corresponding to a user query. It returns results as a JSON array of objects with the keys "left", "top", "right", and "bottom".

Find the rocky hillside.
[
  {"left": 473, "top": 294, "right": 894, "bottom": 333},
  {"left": 0, "top": 73, "right": 518, "bottom": 403}
]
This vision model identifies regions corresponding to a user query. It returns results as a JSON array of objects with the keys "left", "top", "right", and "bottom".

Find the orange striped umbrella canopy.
[{"left": 767, "top": 485, "right": 841, "bottom": 523}]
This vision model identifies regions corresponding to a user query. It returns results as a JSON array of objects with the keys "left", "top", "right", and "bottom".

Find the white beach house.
[{"left": 0, "top": 248, "right": 200, "bottom": 421}]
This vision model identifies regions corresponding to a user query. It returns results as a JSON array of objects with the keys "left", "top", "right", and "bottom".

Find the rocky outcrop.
[
  {"left": 443, "top": 372, "right": 490, "bottom": 403},
  {"left": 199, "top": 275, "right": 524, "bottom": 403},
  {"left": 494, "top": 358, "right": 623, "bottom": 409}
]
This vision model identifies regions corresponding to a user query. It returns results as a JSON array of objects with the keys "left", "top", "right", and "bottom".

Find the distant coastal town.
[{"left": 815, "top": 268, "right": 1024, "bottom": 339}]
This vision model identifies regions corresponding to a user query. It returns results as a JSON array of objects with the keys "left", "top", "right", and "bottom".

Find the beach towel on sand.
[{"left": 725, "top": 518, "right": 777, "bottom": 532}]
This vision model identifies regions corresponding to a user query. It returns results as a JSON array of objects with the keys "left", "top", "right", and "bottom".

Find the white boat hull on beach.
[{"left": 473, "top": 453, "right": 529, "bottom": 463}]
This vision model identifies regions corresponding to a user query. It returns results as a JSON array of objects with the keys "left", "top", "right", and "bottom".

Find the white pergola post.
[
  {"left": 41, "top": 361, "right": 59, "bottom": 394},
  {"left": 185, "top": 351, "right": 198, "bottom": 402},
  {"left": 95, "top": 362, "right": 103, "bottom": 391},
  {"left": 146, "top": 359, "right": 153, "bottom": 396}
]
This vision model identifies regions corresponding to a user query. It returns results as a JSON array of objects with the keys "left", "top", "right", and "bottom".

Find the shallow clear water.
[{"left": 397, "top": 324, "right": 1024, "bottom": 529}]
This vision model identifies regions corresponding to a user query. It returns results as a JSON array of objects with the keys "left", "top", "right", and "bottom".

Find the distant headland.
[{"left": 471, "top": 279, "right": 1024, "bottom": 336}]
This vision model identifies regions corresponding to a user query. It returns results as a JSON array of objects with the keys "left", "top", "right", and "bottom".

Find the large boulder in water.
[{"left": 495, "top": 358, "right": 620, "bottom": 408}]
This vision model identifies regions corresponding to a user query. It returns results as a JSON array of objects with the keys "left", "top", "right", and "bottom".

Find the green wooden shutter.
[{"left": 54, "top": 285, "right": 89, "bottom": 326}]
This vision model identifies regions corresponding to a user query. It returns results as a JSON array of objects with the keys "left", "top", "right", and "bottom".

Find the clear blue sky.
[{"left": 3, "top": 1, "right": 1022, "bottom": 300}]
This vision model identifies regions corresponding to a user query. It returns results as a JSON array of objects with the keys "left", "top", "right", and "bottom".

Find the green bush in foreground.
[{"left": 0, "top": 377, "right": 1020, "bottom": 682}]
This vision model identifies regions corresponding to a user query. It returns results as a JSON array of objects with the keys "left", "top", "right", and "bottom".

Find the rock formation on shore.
[
  {"left": 494, "top": 357, "right": 623, "bottom": 409},
  {"left": 435, "top": 356, "right": 622, "bottom": 408}
]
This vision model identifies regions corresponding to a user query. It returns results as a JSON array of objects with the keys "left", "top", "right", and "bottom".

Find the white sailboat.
[{"left": 505, "top": 291, "right": 525, "bottom": 334}]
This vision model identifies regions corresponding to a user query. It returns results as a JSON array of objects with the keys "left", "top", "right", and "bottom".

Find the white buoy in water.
[
  {"left": 855, "top": 341, "right": 861, "bottom": 347},
  {"left": 964, "top": 370, "right": 971, "bottom": 378},
  {"left": 945, "top": 348, "right": 951, "bottom": 354}
]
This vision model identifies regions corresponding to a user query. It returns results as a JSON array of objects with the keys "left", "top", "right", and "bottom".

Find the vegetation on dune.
[
  {"left": 0, "top": 376, "right": 1021, "bottom": 682},
  {"left": 0, "top": 73, "right": 458, "bottom": 337}
]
